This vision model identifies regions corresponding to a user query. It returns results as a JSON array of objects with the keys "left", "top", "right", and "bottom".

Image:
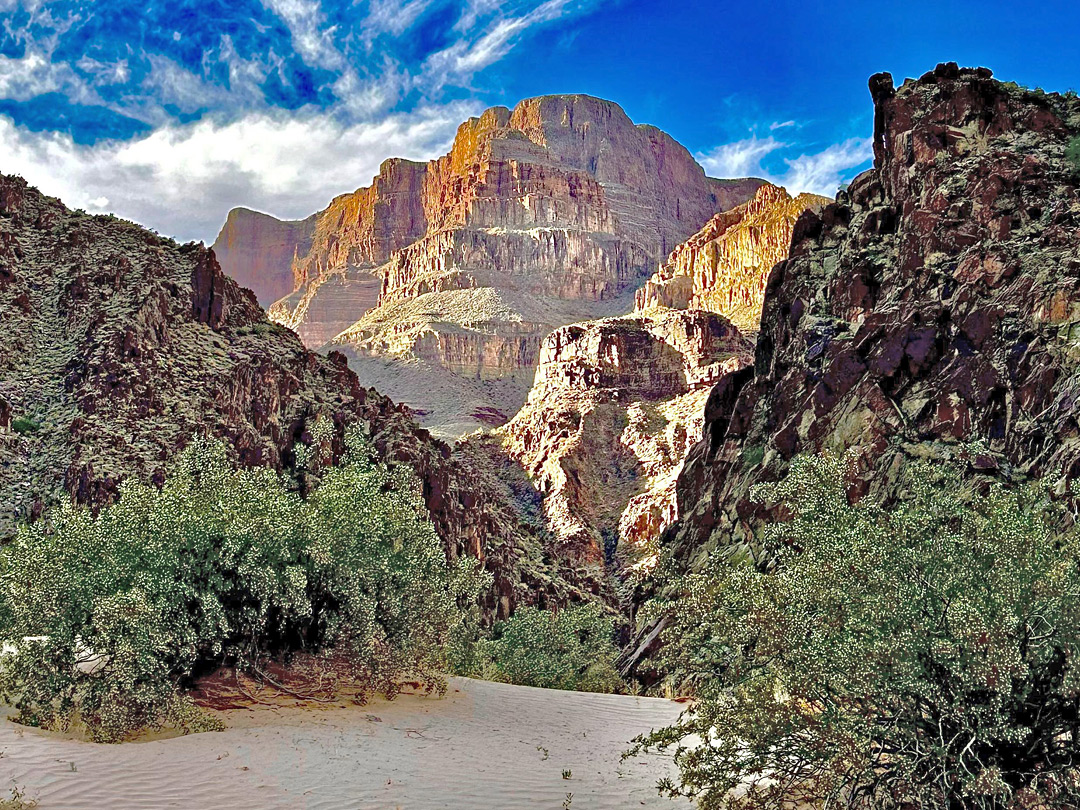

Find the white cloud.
[
  {"left": 697, "top": 135, "right": 785, "bottom": 179},
  {"left": 769, "top": 119, "right": 795, "bottom": 130},
  {"left": 0, "top": 102, "right": 479, "bottom": 243},
  {"left": 0, "top": 48, "right": 100, "bottom": 104},
  {"left": 697, "top": 134, "right": 872, "bottom": 197},
  {"left": 781, "top": 138, "right": 873, "bottom": 196}
]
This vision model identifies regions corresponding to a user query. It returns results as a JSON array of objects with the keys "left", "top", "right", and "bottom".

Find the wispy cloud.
[
  {"left": 259, "top": 0, "right": 346, "bottom": 70},
  {"left": 421, "top": 0, "right": 591, "bottom": 87},
  {"left": 697, "top": 133, "right": 872, "bottom": 197},
  {"left": 697, "top": 135, "right": 785, "bottom": 179},
  {"left": 782, "top": 138, "right": 873, "bottom": 195},
  {"left": 363, "top": 0, "right": 437, "bottom": 39}
]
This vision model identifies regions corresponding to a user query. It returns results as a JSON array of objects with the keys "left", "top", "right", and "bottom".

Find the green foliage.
[
  {"left": 741, "top": 444, "right": 765, "bottom": 467},
  {"left": 632, "top": 454, "right": 1080, "bottom": 810},
  {"left": 10, "top": 417, "right": 39, "bottom": 435},
  {"left": 0, "top": 430, "right": 485, "bottom": 742},
  {"left": 1066, "top": 136, "right": 1080, "bottom": 176},
  {"left": 469, "top": 604, "right": 624, "bottom": 693}
]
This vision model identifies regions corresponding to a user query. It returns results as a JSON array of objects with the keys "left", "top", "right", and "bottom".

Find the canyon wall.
[
  {"left": 0, "top": 175, "right": 604, "bottom": 617},
  {"left": 497, "top": 182, "right": 825, "bottom": 572},
  {"left": 636, "top": 183, "right": 830, "bottom": 331},
  {"left": 211, "top": 207, "right": 315, "bottom": 307},
  {"left": 499, "top": 310, "right": 753, "bottom": 568},
  {"left": 213, "top": 95, "right": 764, "bottom": 434},
  {"left": 663, "top": 64, "right": 1080, "bottom": 578}
]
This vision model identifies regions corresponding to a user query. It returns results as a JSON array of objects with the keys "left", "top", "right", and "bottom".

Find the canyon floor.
[{"left": 0, "top": 677, "right": 686, "bottom": 809}]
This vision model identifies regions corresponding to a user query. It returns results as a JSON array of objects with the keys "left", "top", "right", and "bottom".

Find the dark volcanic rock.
[
  {"left": 666, "top": 64, "right": 1080, "bottom": 572},
  {"left": 0, "top": 175, "right": 595, "bottom": 617}
]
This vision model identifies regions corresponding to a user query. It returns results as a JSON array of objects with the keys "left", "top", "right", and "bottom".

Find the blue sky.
[{"left": 0, "top": 0, "right": 1077, "bottom": 242}]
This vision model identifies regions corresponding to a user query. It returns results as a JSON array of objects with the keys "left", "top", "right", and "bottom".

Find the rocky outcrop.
[
  {"left": 215, "top": 95, "right": 763, "bottom": 435},
  {"left": 211, "top": 208, "right": 315, "bottom": 307},
  {"left": 663, "top": 64, "right": 1080, "bottom": 575},
  {"left": 635, "top": 183, "right": 829, "bottom": 331},
  {"left": 0, "top": 175, "right": 603, "bottom": 618},
  {"left": 500, "top": 310, "right": 753, "bottom": 567}
]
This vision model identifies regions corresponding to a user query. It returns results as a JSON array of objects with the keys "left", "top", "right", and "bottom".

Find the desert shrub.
[
  {"left": 10, "top": 417, "right": 39, "bottom": 435},
  {"left": 0, "top": 787, "right": 36, "bottom": 810},
  {"left": 1067, "top": 136, "right": 1080, "bottom": 176},
  {"left": 631, "top": 454, "right": 1080, "bottom": 810},
  {"left": 0, "top": 430, "right": 484, "bottom": 741},
  {"left": 473, "top": 603, "right": 624, "bottom": 693}
]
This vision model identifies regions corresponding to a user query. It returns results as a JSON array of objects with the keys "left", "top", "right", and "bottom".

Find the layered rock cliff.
[
  {"left": 211, "top": 207, "right": 315, "bottom": 307},
  {"left": 0, "top": 175, "right": 603, "bottom": 617},
  {"left": 635, "top": 183, "right": 829, "bottom": 331},
  {"left": 663, "top": 63, "right": 1080, "bottom": 576},
  {"left": 499, "top": 310, "right": 753, "bottom": 568},
  {"left": 214, "top": 96, "right": 763, "bottom": 434}
]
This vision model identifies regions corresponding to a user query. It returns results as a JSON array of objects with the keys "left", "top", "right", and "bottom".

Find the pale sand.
[{"left": 0, "top": 677, "right": 691, "bottom": 809}]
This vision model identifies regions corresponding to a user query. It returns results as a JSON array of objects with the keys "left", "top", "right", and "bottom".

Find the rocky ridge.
[
  {"left": 0, "top": 175, "right": 602, "bottom": 617},
  {"left": 662, "top": 63, "right": 1080, "bottom": 579}
]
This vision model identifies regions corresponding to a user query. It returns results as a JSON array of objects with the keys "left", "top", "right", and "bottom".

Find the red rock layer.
[
  {"left": 211, "top": 208, "right": 315, "bottom": 307},
  {"left": 215, "top": 95, "right": 764, "bottom": 362}
]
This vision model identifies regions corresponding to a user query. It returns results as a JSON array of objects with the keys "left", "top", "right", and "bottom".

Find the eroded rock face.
[
  {"left": 211, "top": 208, "right": 315, "bottom": 307},
  {"left": 215, "top": 95, "right": 763, "bottom": 435},
  {"left": 636, "top": 183, "right": 829, "bottom": 331},
  {"left": 500, "top": 310, "right": 753, "bottom": 566},
  {"left": 665, "top": 64, "right": 1080, "bottom": 575},
  {"left": 0, "top": 176, "right": 600, "bottom": 617}
]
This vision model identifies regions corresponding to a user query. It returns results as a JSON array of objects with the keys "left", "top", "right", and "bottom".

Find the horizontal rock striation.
[
  {"left": 664, "top": 63, "right": 1080, "bottom": 575},
  {"left": 635, "top": 183, "right": 829, "bottom": 332},
  {"left": 0, "top": 175, "right": 603, "bottom": 617},
  {"left": 500, "top": 310, "right": 753, "bottom": 566}
]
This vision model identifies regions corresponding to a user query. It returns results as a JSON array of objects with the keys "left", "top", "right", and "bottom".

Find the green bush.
[
  {"left": 10, "top": 416, "right": 40, "bottom": 435},
  {"left": 632, "top": 454, "right": 1080, "bottom": 810},
  {"left": 0, "top": 431, "right": 485, "bottom": 741},
  {"left": 471, "top": 603, "right": 624, "bottom": 693},
  {"left": 1067, "top": 136, "right": 1080, "bottom": 176}
]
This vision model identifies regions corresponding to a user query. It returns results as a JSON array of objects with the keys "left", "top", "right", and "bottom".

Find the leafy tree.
[
  {"left": 0, "top": 430, "right": 485, "bottom": 741},
  {"left": 631, "top": 454, "right": 1080, "bottom": 810},
  {"left": 473, "top": 604, "right": 624, "bottom": 693}
]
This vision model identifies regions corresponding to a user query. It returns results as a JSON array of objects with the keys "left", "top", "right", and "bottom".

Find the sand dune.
[{"left": 0, "top": 677, "right": 689, "bottom": 809}]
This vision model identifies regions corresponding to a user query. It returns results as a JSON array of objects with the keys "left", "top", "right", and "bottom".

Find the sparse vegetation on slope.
[
  {"left": 632, "top": 454, "right": 1080, "bottom": 810},
  {"left": 1067, "top": 135, "right": 1080, "bottom": 174},
  {"left": 0, "top": 429, "right": 486, "bottom": 742}
]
